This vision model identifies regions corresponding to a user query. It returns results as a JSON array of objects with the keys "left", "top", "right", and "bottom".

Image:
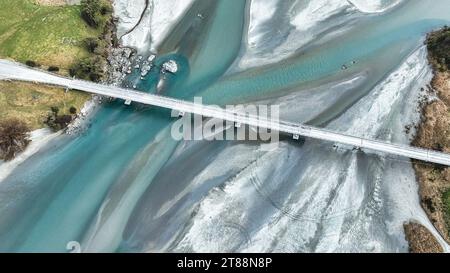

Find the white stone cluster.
[{"left": 161, "top": 60, "right": 178, "bottom": 74}]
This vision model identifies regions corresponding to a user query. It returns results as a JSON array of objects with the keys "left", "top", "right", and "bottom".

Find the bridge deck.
[{"left": 1, "top": 59, "right": 450, "bottom": 166}]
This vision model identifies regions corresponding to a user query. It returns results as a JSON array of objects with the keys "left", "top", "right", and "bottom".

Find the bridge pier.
[{"left": 124, "top": 99, "right": 132, "bottom": 106}]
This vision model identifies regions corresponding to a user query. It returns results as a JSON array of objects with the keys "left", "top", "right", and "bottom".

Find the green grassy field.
[
  {"left": 0, "top": 0, "right": 107, "bottom": 131},
  {"left": 0, "top": 0, "right": 101, "bottom": 70},
  {"left": 0, "top": 81, "right": 90, "bottom": 130}
]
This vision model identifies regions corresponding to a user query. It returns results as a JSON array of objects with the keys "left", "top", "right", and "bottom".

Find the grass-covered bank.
[
  {"left": 0, "top": 0, "right": 114, "bottom": 161},
  {"left": 69, "top": 0, "right": 116, "bottom": 81},
  {"left": 0, "top": 0, "right": 114, "bottom": 77},
  {"left": 0, "top": 81, "right": 90, "bottom": 130},
  {"left": 0, "top": 0, "right": 101, "bottom": 72},
  {"left": 427, "top": 26, "right": 450, "bottom": 72}
]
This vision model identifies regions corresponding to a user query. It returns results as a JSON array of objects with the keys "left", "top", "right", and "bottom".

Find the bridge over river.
[{"left": 1, "top": 59, "right": 449, "bottom": 166}]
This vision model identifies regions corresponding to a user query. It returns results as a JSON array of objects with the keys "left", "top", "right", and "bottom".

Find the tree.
[
  {"left": 69, "top": 56, "right": 104, "bottom": 82},
  {"left": 84, "top": 37, "right": 99, "bottom": 53},
  {"left": 0, "top": 119, "right": 30, "bottom": 161},
  {"left": 69, "top": 106, "right": 77, "bottom": 115},
  {"left": 55, "top": 115, "right": 73, "bottom": 129},
  {"left": 427, "top": 27, "right": 450, "bottom": 71},
  {"left": 25, "top": 60, "right": 38, "bottom": 67},
  {"left": 100, "top": 4, "right": 113, "bottom": 15},
  {"left": 51, "top": 106, "right": 60, "bottom": 115},
  {"left": 45, "top": 107, "right": 74, "bottom": 132},
  {"left": 81, "top": 0, "right": 102, "bottom": 28},
  {"left": 48, "top": 66, "right": 60, "bottom": 72},
  {"left": 84, "top": 37, "right": 107, "bottom": 56}
]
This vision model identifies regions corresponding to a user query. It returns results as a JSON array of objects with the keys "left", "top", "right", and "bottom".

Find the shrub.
[
  {"left": 0, "top": 119, "right": 30, "bottom": 161},
  {"left": 80, "top": 0, "right": 112, "bottom": 29},
  {"left": 25, "top": 60, "right": 38, "bottom": 67},
  {"left": 443, "top": 189, "right": 450, "bottom": 236},
  {"left": 84, "top": 37, "right": 99, "bottom": 53},
  {"left": 45, "top": 107, "right": 74, "bottom": 131},
  {"left": 69, "top": 56, "right": 104, "bottom": 82},
  {"left": 427, "top": 27, "right": 450, "bottom": 71},
  {"left": 69, "top": 106, "right": 77, "bottom": 115},
  {"left": 100, "top": 4, "right": 113, "bottom": 15},
  {"left": 55, "top": 115, "right": 73, "bottom": 128},
  {"left": 51, "top": 106, "right": 60, "bottom": 115},
  {"left": 81, "top": 0, "right": 102, "bottom": 28},
  {"left": 48, "top": 66, "right": 60, "bottom": 72},
  {"left": 84, "top": 37, "right": 107, "bottom": 56}
]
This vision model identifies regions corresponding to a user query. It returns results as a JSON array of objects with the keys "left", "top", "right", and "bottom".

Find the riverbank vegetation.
[
  {"left": 412, "top": 26, "right": 450, "bottom": 249},
  {"left": 0, "top": 81, "right": 90, "bottom": 130},
  {"left": 0, "top": 0, "right": 103, "bottom": 73},
  {"left": 44, "top": 105, "right": 77, "bottom": 131},
  {"left": 404, "top": 222, "right": 443, "bottom": 253},
  {"left": 444, "top": 189, "right": 450, "bottom": 235},
  {"left": 69, "top": 0, "right": 114, "bottom": 81},
  {"left": 80, "top": 0, "right": 112, "bottom": 28},
  {"left": 0, "top": 118, "right": 30, "bottom": 161},
  {"left": 427, "top": 26, "right": 450, "bottom": 72},
  {"left": 0, "top": 0, "right": 114, "bottom": 159}
]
